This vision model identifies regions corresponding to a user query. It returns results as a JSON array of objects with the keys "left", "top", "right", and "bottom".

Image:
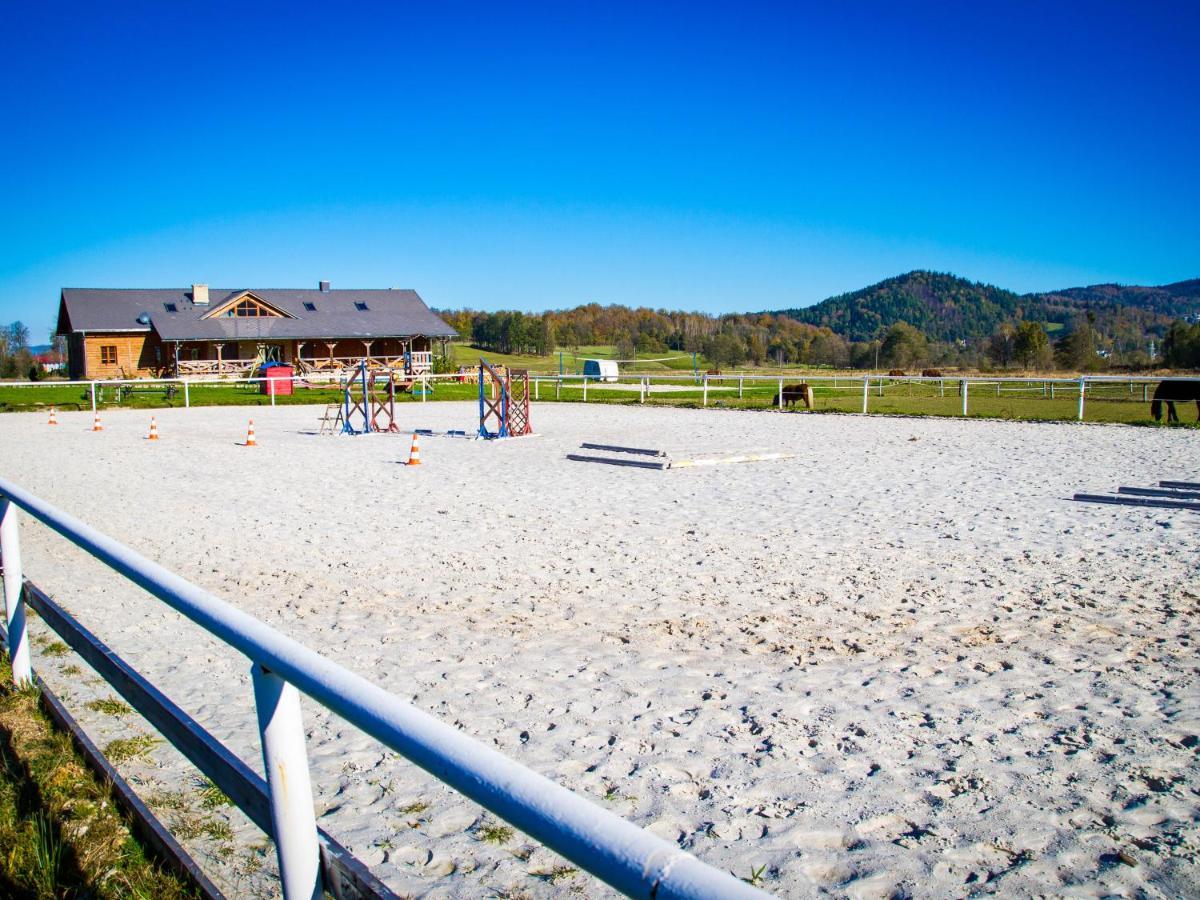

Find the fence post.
[
  {"left": 639, "top": 377, "right": 645, "bottom": 403},
  {"left": 582, "top": 376, "right": 587, "bottom": 402},
  {"left": 1077, "top": 377, "right": 1086, "bottom": 421},
  {"left": 556, "top": 377, "right": 561, "bottom": 400},
  {"left": 251, "top": 663, "right": 322, "bottom": 900},
  {"left": 861, "top": 376, "right": 869, "bottom": 413},
  {"left": 421, "top": 374, "right": 427, "bottom": 403},
  {"left": 534, "top": 378, "right": 539, "bottom": 401},
  {"left": 1142, "top": 383, "right": 1147, "bottom": 402},
  {"left": 183, "top": 379, "right": 190, "bottom": 408},
  {"left": 0, "top": 500, "right": 31, "bottom": 686},
  {"left": 877, "top": 377, "right": 883, "bottom": 397},
  {"left": 90, "top": 382, "right": 97, "bottom": 413},
  {"left": 1050, "top": 382, "right": 1055, "bottom": 399},
  {"left": 961, "top": 380, "right": 969, "bottom": 416},
  {"left": 702, "top": 375, "right": 708, "bottom": 407},
  {"left": 778, "top": 377, "right": 784, "bottom": 410},
  {"left": 271, "top": 380, "right": 277, "bottom": 408},
  {"left": 738, "top": 377, "right": 743, "bottom": 399}
]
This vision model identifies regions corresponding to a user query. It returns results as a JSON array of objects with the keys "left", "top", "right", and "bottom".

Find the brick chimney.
[{"left": 192, "top": 283, "right": 209, "bottom": 305}]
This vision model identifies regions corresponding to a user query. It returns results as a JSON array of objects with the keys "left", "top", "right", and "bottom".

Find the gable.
[{"left": 200, "top": 291, "right": 295, "bottom": 320}]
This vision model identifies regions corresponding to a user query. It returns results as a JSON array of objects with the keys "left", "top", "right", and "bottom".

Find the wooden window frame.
[{"left": 100, "top": 345, "right": 118, "bottom": 366}]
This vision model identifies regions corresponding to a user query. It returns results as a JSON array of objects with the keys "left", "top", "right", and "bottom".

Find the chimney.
[
  {"left": 319, "top": 280, "right": 330, "bottom": 292},
  {"left": 192, "top": 283, "right": 209, "bottom": 305}
]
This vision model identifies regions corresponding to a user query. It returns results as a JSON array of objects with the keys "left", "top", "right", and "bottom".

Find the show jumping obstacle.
[
  {"left": 567, "top": 443, "right": 794, "bottom": 470},
  {"left": 339, "top": 361, "right": 400, "bottom": 435},
  {"left": 478, "top": 358, "right": 533, "bottom": 439}
]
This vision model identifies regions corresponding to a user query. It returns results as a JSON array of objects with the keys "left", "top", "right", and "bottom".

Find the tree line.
[{"left": 438, "top": 304, "right": 1197, "bottom": 371}]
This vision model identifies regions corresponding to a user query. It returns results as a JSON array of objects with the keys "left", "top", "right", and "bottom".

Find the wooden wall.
[{"left": 78, "top": 333, "right": 164, "bottom": 379}]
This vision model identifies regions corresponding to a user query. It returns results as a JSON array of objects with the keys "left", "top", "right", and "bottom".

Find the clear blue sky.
[{"left": 2, "top": 1, "right": 1197, "bottom": 339}]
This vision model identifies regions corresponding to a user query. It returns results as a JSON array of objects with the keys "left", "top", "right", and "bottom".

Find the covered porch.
[{"left": 170, "top": 336, "right": 442, "bottom": 379}]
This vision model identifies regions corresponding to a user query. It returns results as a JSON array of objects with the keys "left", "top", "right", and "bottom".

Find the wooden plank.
[
  {"left": 566, "top": 453, "right": 669, "bottom": 470},
  {"left": 24, "top": 582, "right": 398, "bottom": 900},
  {"left": 579, "top": 442, "right": 667, "bottom": 457},
  {"left": 1160, "top": 480, "right": 1200, "bottom": 491},
  {"left": 1119, "top": 486, "right": 1200, "bottom": 501},
  {"left": 1072, "top": 494, "right": 1200, "bottom": 512},
  {"left": 670, "top": 452, "right": 795, "bottom": 469}
]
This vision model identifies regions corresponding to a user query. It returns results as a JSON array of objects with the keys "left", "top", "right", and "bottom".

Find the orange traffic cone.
[
  {"left": 147, "top": 417, "right": 159, "bottom": 441},
  {"left": 406, "top": 432, "right": 422, "bottom": 466},
  {"left": 245, "top": 419, "right": 257, "bottom": 447},
  {"left": 92, "top": 412, "right": 103, "bottom": 432},
  {"left": 47, "top": 407, "right": 58, "bottom": 426}
]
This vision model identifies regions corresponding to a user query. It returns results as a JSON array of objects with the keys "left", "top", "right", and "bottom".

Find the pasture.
[{"left": 0, "top": 402, "right": 1196, "bottom": 897}]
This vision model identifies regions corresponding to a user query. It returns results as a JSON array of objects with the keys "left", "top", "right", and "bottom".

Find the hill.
[{"left": 769, "top": 271, "right": 1200, "bottom": 343}]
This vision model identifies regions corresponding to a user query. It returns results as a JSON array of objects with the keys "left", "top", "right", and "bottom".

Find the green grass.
[
  {"left": 0, "top": 658, "right": 198, "bottom": 898},
  {"left": 102, "top": 734, "right": 161, "bottom": 764},
  {"left": 85, "top": 697, "right": 132, "bottom": 717}
]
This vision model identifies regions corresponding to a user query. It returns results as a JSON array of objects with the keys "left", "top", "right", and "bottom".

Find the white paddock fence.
[
  {"left": 525, "top": 372, "right": 1200, "bottom": 421},
  {"left": 0, "top": 479, "right": 769, "bottom": 900},
  {"left": 1, "top": 372, "right": 1197, "bottom": 422}
]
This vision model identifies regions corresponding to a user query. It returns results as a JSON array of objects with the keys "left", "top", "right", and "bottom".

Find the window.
[
  {"left": 100, "top": 345, "right": 118, "bottom": 365},
  {"left": 223, "top": 299, "right": 277, "bottom": 317},
  {"left": 303, "top": 302, "right": 317, "bottom": 312},
  {"left": 163, "top": 302, "right": 178, "bottom": 312},
  {"left": 354, "top": 301, "right": 369, "bottom": 311}
]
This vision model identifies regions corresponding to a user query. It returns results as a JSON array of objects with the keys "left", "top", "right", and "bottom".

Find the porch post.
[{"left": 214, "top": 343, "right": 224, "bottom": 375}]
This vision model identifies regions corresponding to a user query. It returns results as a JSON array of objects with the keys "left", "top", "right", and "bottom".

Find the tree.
[
  {"left": 1013, "top": 321, "right": 1052, "bottom": 370},
  {"left": 879, "top": 322, "right": 928, "bottom": 369},
  {"left": 1055, "top": 316, "right": 1103, "bottom": 371},
  {"left": 986, "top": 323, "right": 1016, "bottom": 368},
  {"left": 703, "top": 333, "right": 747, "bottom": 369},
  {"left": 1162, "top": 320, "right": 1200, "bottom": 368}
]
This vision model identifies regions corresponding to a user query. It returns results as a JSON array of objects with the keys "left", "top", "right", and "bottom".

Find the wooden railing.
[{"left": 174, "top": 352, "right": 434, "bottom": 379}]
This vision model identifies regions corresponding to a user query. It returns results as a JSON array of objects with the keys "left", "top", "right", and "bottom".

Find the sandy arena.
[{"left": 0, "top": 402, "right": 1196, "bottom": 898}]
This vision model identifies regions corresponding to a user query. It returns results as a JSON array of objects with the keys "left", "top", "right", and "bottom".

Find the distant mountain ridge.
[{"left": 768, "top": 271, "right": 1200, "bottom": 343}]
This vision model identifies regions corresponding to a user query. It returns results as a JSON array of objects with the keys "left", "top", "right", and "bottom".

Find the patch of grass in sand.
[
  {"left": 196, "top": 778, "right": 232, "bottom": 810},
  {"left": 85, "top": 697, "right": 133, "bottom": 717},
  {"left": 40, "top": 641, "right": 70, "bottom": 658},
  {"left": 529, "top": 864, "right": 578, "bottom": 884},
  {"left": 60, "top": 665, "right": 82, "bottom": 678},
  {"left": 398, "top": 800, "right": 429, "bottom": 816},
  {"left": 478, "top": 821, "right": 515, "bottom": 845},
  {"left": 103, "top": 733, "right": 161, "bottom": 764},
  {"left": 741, "top": 864, "right": 768, "bottom": 887},
  {"left": 0, "top": 658, "right": 198, "bottom": 897}
]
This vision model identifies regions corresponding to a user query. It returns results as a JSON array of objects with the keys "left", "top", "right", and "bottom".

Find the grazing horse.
[
  {"left": 776, "top": 382, "right": 814, "bottom": 410},
  {"left": 888, "top": 369, "right": 907, "bottom": 377},
  {"left": 1151, "top": 379, "right": 1200, "bottom": 423},
  {"left": 921, "top": 368, "right": 942, "bottom": 378}
]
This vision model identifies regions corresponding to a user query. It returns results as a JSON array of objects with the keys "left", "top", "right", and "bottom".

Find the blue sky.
[{"left": 2, "top": 1, "right": 1197, "bottom": 337}]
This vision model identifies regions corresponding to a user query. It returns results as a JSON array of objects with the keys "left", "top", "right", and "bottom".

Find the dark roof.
[{"left": 57, "top": 288, "right": 457, "bottom": 340}]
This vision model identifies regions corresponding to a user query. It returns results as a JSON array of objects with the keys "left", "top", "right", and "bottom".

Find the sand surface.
[{"left": 0, "top": 402, "right": 1197, "bottom": 898}]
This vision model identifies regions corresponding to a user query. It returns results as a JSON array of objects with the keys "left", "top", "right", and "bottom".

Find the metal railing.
[{"left": 0, "top": 478, "right": 769, "bottom": 900}]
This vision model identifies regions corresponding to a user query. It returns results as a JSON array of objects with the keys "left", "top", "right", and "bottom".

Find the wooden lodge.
[{"left": 55, "top": 282, "right": 458, "bottom": 380}]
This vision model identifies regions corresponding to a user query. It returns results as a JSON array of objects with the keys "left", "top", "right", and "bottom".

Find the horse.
[
  {"left": 921, "top": 368, "right": 942, "bottom": 378},
  {"left": 888, "top": 369, "right": 906, "bottom": 377},
  {"left": 1151, "top": 379, "right": 1200, "bottom": 423},
  {"left": 776, "top": 382, "right": 814, "bottom": 410}
]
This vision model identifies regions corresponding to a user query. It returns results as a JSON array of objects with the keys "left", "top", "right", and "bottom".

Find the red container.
[{"left": 262, "top": 365, "right": 294, "bottom": 395}]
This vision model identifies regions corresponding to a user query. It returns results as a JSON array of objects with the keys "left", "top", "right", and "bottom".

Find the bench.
[{"left": 117, "top": 383, "right": 178, "bottom": 402}]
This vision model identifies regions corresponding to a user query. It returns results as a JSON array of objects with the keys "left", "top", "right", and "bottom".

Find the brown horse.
[
  {"left": 776, "top": 382, "right": 814, "bottom": 410},
  {"left": 1151, "top": 379, "right": 1200, "bottom": 423},
  {"left": 888, "top": 369, "right": 906, "bottom": 377},
  {"left": 921, "top": 368, "right": 942, "bottom": 378}
]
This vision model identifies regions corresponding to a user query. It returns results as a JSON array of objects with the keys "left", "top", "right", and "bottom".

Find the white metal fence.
[
  {"left": 0, "top": 478, "right": 769, "bottom": 900},
  {"left": 0, "top": 372, "right": 1196, "bottom": 423}
]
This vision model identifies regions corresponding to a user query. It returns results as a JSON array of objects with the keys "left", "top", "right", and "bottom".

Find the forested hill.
[{"left": 769, "top": 271, "right": 1199, "bottom": 343}]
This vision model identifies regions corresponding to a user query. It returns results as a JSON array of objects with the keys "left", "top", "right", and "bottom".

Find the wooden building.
[{"left": 55, "top": 283, "right": 457, "bottom": 380}]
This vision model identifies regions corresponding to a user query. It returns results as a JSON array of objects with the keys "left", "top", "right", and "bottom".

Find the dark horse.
[{"left": 1151, "top": 379, "right": 1200, "bottom": 423}]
